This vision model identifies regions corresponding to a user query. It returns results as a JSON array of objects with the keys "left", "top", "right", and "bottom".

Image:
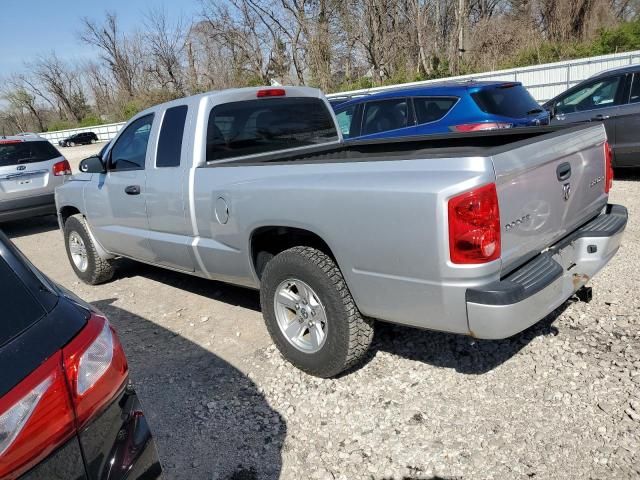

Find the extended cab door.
[
  {"left": 84, "top": 114, "right": 155, "bottom": 261},
  {"left": 550, "top": 74, "right": 625, "bottom": 143},
  {"left": 144, "top": 104, "right": 195, "bottom": 271}
]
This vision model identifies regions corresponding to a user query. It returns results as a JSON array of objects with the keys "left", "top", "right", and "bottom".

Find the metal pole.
[{"left": 458, "top": 0, "right": 465, "bottom": 58}]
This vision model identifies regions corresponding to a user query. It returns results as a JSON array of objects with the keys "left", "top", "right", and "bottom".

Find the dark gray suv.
[{"left": 544, "top": 65, "right": 640, "bottom": 168}]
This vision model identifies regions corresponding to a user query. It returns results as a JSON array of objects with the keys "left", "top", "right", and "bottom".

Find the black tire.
[
  {"left": 260, "top": 246, "right": 373, "bottom": 377},
  {"left": 64, "top": 214, "right": 115, "bottom": 285}
]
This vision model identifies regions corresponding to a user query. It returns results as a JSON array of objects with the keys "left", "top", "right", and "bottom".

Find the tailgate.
[
  {"left": 492, "top": 124, "right": 608, "bottom": 273},
  {"left": 0, "top": 159, "right": 55, "bottom": 201}
]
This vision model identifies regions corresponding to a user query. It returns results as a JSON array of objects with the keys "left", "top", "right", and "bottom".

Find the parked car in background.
[
  {"left": 55, "top": 86, "right": 625, "bottom": 378},
  {"left": 59, "top": 131, "right": 99, "bottom": 147},
  {"left": 333, "top": 81, "right": 549, "bottom": 140},
  {"left": 1, "top": 135, "right": 71, "bottom": 222},
  {"left": 543, "top": 64, "right": 640, "bottom": 168},
  {"left": 0, "top": 231, "right": 162, "bottom": 479}
]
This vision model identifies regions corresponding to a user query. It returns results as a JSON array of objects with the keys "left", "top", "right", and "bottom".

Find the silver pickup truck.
[{"left": 55, "top": 86, "right": 627, "bottom": 377}]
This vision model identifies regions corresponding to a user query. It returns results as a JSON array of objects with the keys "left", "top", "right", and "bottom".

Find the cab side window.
[
  {"left": 156, "top": 105, "right": 188, "bottom": 167},
  {"left": 555, "top": 76, "right": 622, "bottom": 114},
  {"left": 362, "top": 99, "right": 409, "bottom": 136},
  {"left": 109, "top": 114, "right": 154, "bottom": 171}
]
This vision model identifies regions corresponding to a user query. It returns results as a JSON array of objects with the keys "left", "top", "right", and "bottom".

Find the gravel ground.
[{"left": 2, "top": 143, "right": 639, "bottom": 479}]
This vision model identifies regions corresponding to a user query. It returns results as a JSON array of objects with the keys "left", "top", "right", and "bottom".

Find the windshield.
[
  {"left": 0, "top": 140, "right": 61, "bottom": 167},
  {"left": 471, "top": 85, "right": 542, "bottom": 118}
]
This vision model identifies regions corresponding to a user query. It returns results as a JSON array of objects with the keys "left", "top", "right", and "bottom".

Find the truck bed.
[{"left": 207, "top": 124, "right": 588, "bottom": 167}]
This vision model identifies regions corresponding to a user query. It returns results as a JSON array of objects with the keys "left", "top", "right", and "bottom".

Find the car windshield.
[
  {"left": 471, "top": 84, "right": 541, "bottom": 118},
  {"left": 0, "top": 140, "right": 61, "bottom": 167}
]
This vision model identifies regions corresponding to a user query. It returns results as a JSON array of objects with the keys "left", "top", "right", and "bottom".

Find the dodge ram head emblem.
[
  {"left": 16, "top": 165, "right": 26, "bottom": 171},
  {"left": 562, "top": 182, "right": 571, "bottom": 201}
]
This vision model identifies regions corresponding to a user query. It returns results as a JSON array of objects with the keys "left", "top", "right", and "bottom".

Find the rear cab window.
[
  {"left": 0, "top": 140, "right": 61, "bottom": 167},
  {"left": 0, "top": 257, "right": 45, "bottom": 347},
  {"left": 471, "top": 84, "right": 541, "bottom": 118},
  {"left": 206, "top": 97, "right": 338, "bottom": 161}
]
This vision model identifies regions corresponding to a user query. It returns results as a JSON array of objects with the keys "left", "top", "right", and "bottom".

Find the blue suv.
[{"left": 332, "top": 81, "right": 549, "bottom": 140}]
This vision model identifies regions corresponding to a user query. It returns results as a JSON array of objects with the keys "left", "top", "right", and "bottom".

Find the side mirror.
[
  {"left": 79, "top": 155, "right": 106, "bottom": 174},
  {"left": 546, "top": 104, "right": 556, "bottom": 119}
]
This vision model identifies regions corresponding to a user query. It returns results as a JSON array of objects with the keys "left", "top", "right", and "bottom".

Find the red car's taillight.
[
  {"left": 0, "top": 314, "right": 128, "bottom": 478},
  {"left": 448, "top": 183, "right": 501, "bottom": 264},
  {"left": 52, "top": 159, "right": 72, "bottom": 176},
  {"left": 0, "top": 354, "right": 75, "bottom": 479},
  {"left": 452, "top": 122, "right": 512, "bottom": 132},
  {"left": 604, "top": 141, "right": 614, "bottom": 194},
  {"left": 63, "top": 313, "right": 128, "bottom": 428}
]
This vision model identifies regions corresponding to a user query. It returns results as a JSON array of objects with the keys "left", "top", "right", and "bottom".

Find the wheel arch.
[{"left": 249, "top": 225, "right": 338, "bottom": 281}]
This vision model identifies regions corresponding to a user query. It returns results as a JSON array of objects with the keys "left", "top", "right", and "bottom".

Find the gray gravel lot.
[{"left": 2, "top": 142, "right": 639, "bottom": 479}]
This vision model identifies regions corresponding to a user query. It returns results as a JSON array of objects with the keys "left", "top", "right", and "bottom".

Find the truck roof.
[{"left": 134, "top": 86, "right": 326, "bottom": 117}]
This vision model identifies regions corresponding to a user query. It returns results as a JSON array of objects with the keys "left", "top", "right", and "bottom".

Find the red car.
[{"left": 0, "top": 231, "right": 161, "bottom": 479}]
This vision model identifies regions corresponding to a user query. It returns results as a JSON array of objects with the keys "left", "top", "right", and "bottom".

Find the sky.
[{"left": 0, "top": 0, "right": 202, "bottom": 74}]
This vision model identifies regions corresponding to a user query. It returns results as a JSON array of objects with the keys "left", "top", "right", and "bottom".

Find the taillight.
[
  {"left": 0, "top": 354, "right": 75, "bottom": 479},
  {"left": 604, "top": 141, "right": 614, "bottom": 194},
  {"left": 0, "top": 314, "right": 128, "bottom": 478},
  {"left": 448, "top": 183, "right": 501, "bottom": 264},
  {"left": 63, "top": 313, "right": 128, "bottom": 428},
  {"left": 52, "top": 159, "right": 72, "bottom": 176},
  {"left": 257, "top": 88, "right": 286, "bottom": 97},
  {"left": 452, "top": 122, "right": 513, "bottom": 132}
]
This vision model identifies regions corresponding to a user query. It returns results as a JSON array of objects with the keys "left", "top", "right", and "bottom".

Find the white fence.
[
  {"left": 39, "top": 121, "right": 125, "bottom": 144},
  {"left": 325, "top": 50, "right": 640, "bottom": 104},
  {"left": 36, "top": 49, "right": 640, "bottom": 143}
]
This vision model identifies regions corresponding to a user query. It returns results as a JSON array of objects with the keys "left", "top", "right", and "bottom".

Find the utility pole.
[{"left": 458, "top": 0, "right": 465, "bottom": 59}]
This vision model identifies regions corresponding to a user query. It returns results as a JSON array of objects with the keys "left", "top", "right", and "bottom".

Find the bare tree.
[
  {"left": 80, "top": 12, "right": 142, "bottom": 97},
  {"left": 144, "top": 8, "right": 186, "bottom": 95},
  {"left": 31, "top": 54, "right": 89, "bottom": 122}
]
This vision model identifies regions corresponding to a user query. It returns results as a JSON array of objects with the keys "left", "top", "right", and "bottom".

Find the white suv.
[{"left": 0, "top": 135, "right": 71, "bottom": 222}]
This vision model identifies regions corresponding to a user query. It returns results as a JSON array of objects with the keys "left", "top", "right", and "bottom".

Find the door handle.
[
  {"left": 591, "top": 114, "right": 610, "bottom": 121},
  {"left": 124, "top": 185, "right": 141, "bottom": 195},
  {"left": 556, "top": 162, "right": 571, "bottom": 181}
]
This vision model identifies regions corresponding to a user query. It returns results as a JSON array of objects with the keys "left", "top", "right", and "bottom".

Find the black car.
[
  {"left": 59, "top": 131, "right": 99, "bottom": 147},
  {"left": 0, "top": 231, "right": 161, "bottom": 479},
  {"left": 544, "top": 65, "right": 640, "bottom": 168}
]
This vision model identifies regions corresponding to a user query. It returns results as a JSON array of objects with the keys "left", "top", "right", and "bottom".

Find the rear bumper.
[
  {"left": 21, "top": 384, "right": 161, "bottom": 480},
  {"left": 0, "top": 194, "right": 56, "bottom": 222},
  {"left": 466, "top": 204, "right": 627, "bottom": 339}
]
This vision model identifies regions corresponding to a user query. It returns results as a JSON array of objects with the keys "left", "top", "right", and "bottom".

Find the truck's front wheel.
[
  {"left": 64, "top": 215, "right": 115, "bottom": 285},
  {"left": 260, "top": 247, "right": 373, "bottom": 378}
]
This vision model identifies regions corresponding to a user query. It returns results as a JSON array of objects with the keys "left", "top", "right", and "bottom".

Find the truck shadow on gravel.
[
  {"left": 114, "top": 259, "right": 261, "bottom": 311},
  {"left": 92, "top": 298, "right": 284, "bottom": 480},
  {"left": 363, "top": 302, "right": 568, "bottom": 375}
]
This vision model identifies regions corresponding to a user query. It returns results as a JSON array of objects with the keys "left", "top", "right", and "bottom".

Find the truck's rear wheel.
[
  {"left": 64, "top": 215, "right": 115, "bottom": 285},
  {"left": 260, "top": 246, "right": 373, "bottom": 377}
]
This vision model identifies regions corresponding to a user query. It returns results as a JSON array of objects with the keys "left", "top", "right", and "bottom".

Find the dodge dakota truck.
[{"left": 55, "top": 86, "right": 627, "bottom": 377}]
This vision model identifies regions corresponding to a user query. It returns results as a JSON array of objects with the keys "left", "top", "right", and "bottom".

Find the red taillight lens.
[
  {"left": 52, "top": 159, "right": 72, "bottom": 176},
  {"left": 0, "top": 140, "right": 23, "bottom": 145},
  {"left": 604, "top": 141, "right": 614, "bottom": 194},
  {"left": 0, "top": 314, "right": 128, "bottom": 478},
  {"left": 0, "top": 354, "right": 75, "bottom": 479},
  {"left": 448, "top": 183, "right": 501, "bottom": 264},
  {"left": 63, "top": 313, "right": 128, "bottom": 428},
  {"left": 452, "top": 122, "right": 513, "bottom": 132},
  {"left": 257, "top": 88, "right": 286, "bottom": 97}
]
